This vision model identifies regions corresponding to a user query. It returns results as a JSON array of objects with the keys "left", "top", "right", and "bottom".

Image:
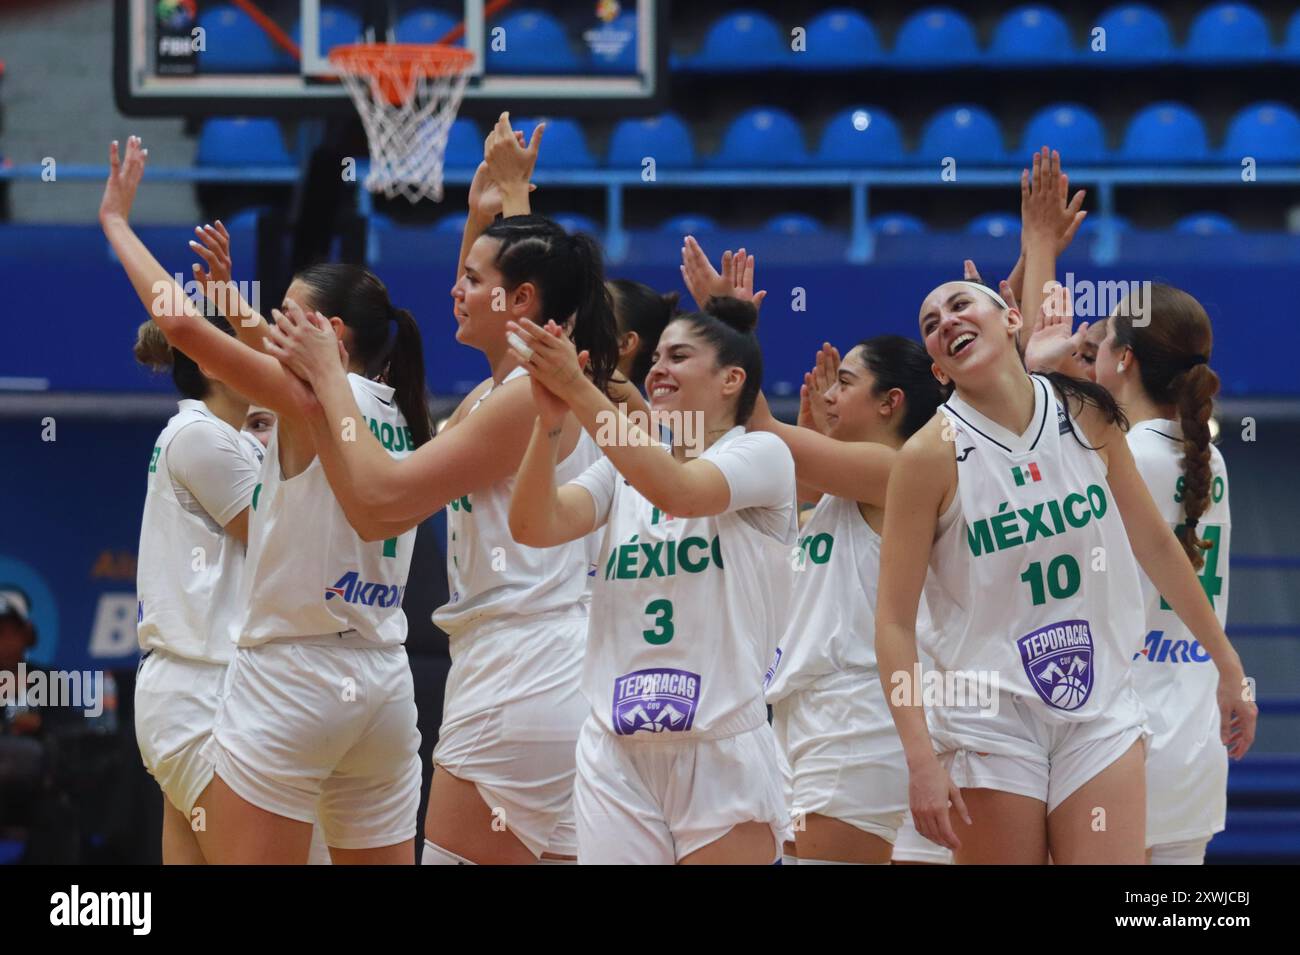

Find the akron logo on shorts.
[
  {"left": 613, "top": 667, "right": 700, "bottom": 735},
  {"left": 324, "top": 571, "right": 405, "bottom": 608},
  {"left": 1017, "top": 619, "right": 1094, "bottom": 711}
]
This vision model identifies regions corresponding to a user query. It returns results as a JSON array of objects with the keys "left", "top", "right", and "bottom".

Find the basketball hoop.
[{"left": 329, "top": 43, "right": 475, "bottom": 204}]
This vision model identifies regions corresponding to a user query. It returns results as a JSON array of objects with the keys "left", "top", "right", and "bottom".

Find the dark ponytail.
[
  {"left": 608, "top": 278, "right": 678, "bottom": 389},
  {"left": 134, "top": 316, "right": 232, "bottom": 400},
  {"left": 673, "top": 296, "right": 763, "bottom": 426},
  {"left": 294, "top": 264, "right": 432, "bottom": 448},
  {"left": 483, "top": 215, "right": 619, "bottom": 396},
  {"left": 853, "top": 335, "right": 945, "bottom": 438},
  {"left": 1112, "top": 283, "right": 1217, "bottom": 569}
]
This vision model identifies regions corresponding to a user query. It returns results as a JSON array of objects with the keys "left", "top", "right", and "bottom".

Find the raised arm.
[
  {"left": 188, "top": 219, "right": 273, "bottom": 347},
  {"left": 1088, "top": 411, "right": 1257, "bottom": 758},
  {"left": 1019, "top": 147, "right": 1086, "bottom": 340},
  {"left": 874, "top": 421, "right": 969, "bottom": 850},
  {"left": 749, "top": 367, "right": 895, "bottom": 507},
  {"left": 458, "top": 120, "right": 539, "bottom": 280},
  {"left": 507, "top": 318, "right": 736, "bottom": 518},
  {"left": 97, "top": 137, "right": 313, "bottom": 419}
]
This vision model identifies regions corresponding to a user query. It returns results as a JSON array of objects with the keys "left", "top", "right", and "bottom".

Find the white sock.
[
  {"left": 422, "top": 838, "right": 476, "bottom": 865},
  {"left": 782, "top": 853, "right": 799, "bottom": 866}
]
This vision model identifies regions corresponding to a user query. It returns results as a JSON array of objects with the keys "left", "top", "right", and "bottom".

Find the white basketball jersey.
[
  {"left": 765, "top": 495, "right": 880, "bottom": 701},
  {"left": 136, "top": 400, "right": 258, "bottom": 663},
  {"left": 433, "top": 366, "right": 601, "bottom": 636},
  {"left": 235, "top": 375, "right": 418, "bottom": 647},
  {"left": 1128, "top": 420, "right": 1227, "bottom": 738},
  {"left": 574, "top": 427, "right": 798, "bottom": 739},
  {"left": 924, "top": 375, "right": 1145, "bottom": 721}
]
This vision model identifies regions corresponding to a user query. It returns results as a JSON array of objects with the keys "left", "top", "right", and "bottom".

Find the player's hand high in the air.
[
  {"left": 800, "top": 343, "right": 840, "bottom": 435},
  {"left": 1021, "top": 146, "right": 1086, "bottom": 257},
  {"left": 99, "top": 136, "right": 147, "bottom": 227},
  {"left": 680, "top": 236, "right": 768, "bottom": 313},
  {"left": 484, "top": 112, "right": 544, "bottom": 217},
  {"left": 190, "top": 220, "right": 232, "bottom": 288},
  {"left": 468, "top": 127, "right": 534, "bottom": 221}
]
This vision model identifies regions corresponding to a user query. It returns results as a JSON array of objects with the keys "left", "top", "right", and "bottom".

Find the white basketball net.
[{"left": 331, "top": 45, "right": 473, "bottom": 204}]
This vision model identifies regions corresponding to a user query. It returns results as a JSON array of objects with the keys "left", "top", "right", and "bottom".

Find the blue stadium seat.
[
  {"left": 894, "top": 8, "right": 980, "bottom": 65},
  {"left": 1092, "top": 5, "right": 1174, "bottom": 62},
  {"left": 196, "top": 118, "right": 292, "bottom": 166},
  {"left": 711, "top": 107, "right": 809, "bottom": 167},
  {"left": 660, "top": 214, "right": 719, "bottom": 235},
  {"left": 815, "top": 106, "right": 906, "bottom": 166},
  {"left": 435, "top": 212, "right": 470, "bottom": 234},
  {"left": 1185, "top": 3, "right": 1272, "bottom": 61},
  {"left": 872, "top": 213, "right": 927, "bottom": 235},
  {"left": 691, "top": 11, "right": 788, "bottom": 69},
  {"left": 607, "top": 114, "right": 695, "bottom": 168},
  {"left": 292, "top": 5, "right": 363, "bottom": 54},
  {"left": 510, "top": 117, "right": 596, "bottom": 168},
  {"left": 1175, "top": 212, "right": 1238, "bottom": 235},
  {"left": 588, "top": 13, "right": 638, "bottom": 74},
  {"left": 764, "top": 213, "right": 824, "bottom": 235},
  {"left": 1020, "top": 103, "right": 1108, "bottom": 163},
  {"left": 917, "top": 105, "right": 1004, "bottom": 165},
  {"left": 1120, "top": 102, "right": 1210, "bottom": 162},
  {"left": 801, "top": 9, "right": 882, "bottom": 67},
  {"left": 990, "top": 6, "right": 1075, "bottom": 63},
  {"left": 1286, "top": 11, "right": 1300, "bottom": 60},
  {"left": 394, "top": 9, "right": 460, "bottom": 45},
  {"left": 967, "top": 212, "right": 1021, "bottom": 238},
  {"left": 197, "top": 4, "right": 295, "bottom": 73},
  {"left": 1222, "top": 102, "right": 1300, "bottom": 161},
  {"left": 553, "top": 212, "right": 602, "bottom": 235},
  {"left": 486, "top": 11, "right": 578, "bottom": 73},
  {"left": 0, "top": 839, "right": 24, "bottom": 865},
  {"left": 443, "top": 118, "right": 483, "bottom": 170}
]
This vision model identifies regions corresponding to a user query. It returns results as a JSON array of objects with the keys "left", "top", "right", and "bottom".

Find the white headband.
[{"left": 954, "top": 281, "right": 1009, "bottom": 310}]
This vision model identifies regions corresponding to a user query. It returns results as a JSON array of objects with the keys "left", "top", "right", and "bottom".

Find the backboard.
[{"left": 114, "top": 0, "right": 667, "bottom": 117}]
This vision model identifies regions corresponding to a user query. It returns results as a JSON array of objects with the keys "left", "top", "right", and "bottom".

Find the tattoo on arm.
[{"left": 547, "top": 426, "right": 563, "bottom": 439}]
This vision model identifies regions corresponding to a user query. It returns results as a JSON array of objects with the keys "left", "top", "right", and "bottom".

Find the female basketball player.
[
  {"left": 1093, "top": 287, "right": 1233, "bottom": 865},
  {"left": 101, "top": 135, "right": 430, "bottom": 864},
  {"left": 502, "top": 295, "right": 796, "bottom": 864},
  {"left": 874, "top": 270, "right": 1257, "bottom": 863},
  {"left": 675, "top": 235, "right": 948, "bottom": 864},
  {"left": 262, "top": 114, "right": 629, "bottom": 864},
  {"left": 131, "top": 318, "right": 259, "bottom": 864}
]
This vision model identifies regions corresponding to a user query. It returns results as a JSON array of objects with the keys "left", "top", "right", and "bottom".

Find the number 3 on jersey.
[{"left": 643, "top": 598, "right": 674, "bottom": 645}]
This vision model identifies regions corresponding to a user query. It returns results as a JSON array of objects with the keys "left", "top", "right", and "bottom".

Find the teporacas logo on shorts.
[
  {"left": 613, "top": 668, "right": 700, "bottom": 735},
  {"left": 1017, "top": 619, "right": 1094, "bottom": 711}
]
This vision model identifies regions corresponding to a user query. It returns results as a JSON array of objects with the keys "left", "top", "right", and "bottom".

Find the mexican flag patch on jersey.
[{"left": 1011, "top": 462, "right": 1042, "bottom": 486}]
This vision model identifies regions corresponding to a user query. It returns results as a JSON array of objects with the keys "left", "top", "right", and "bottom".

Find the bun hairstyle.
[
  {"left": 1111, "top": 283, "right": 1218, "bottom": 569},
  {"left": 134, "top": 316, "right": 233, "bottom": 400},
  {"left": 483, "top": 214, "right": 620, "bottom": 397},
  {"left": 673, "top": 295, "right": 763, "bottom": 426},
  {"left": 293, "top": 263, "right": 433, "bottom": 449},
  {"left": 608, "top": 278, "right": 678, "bottom": 389},
  {"left": 853, "top": 335, "right": 945, "bottom": 438}
]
